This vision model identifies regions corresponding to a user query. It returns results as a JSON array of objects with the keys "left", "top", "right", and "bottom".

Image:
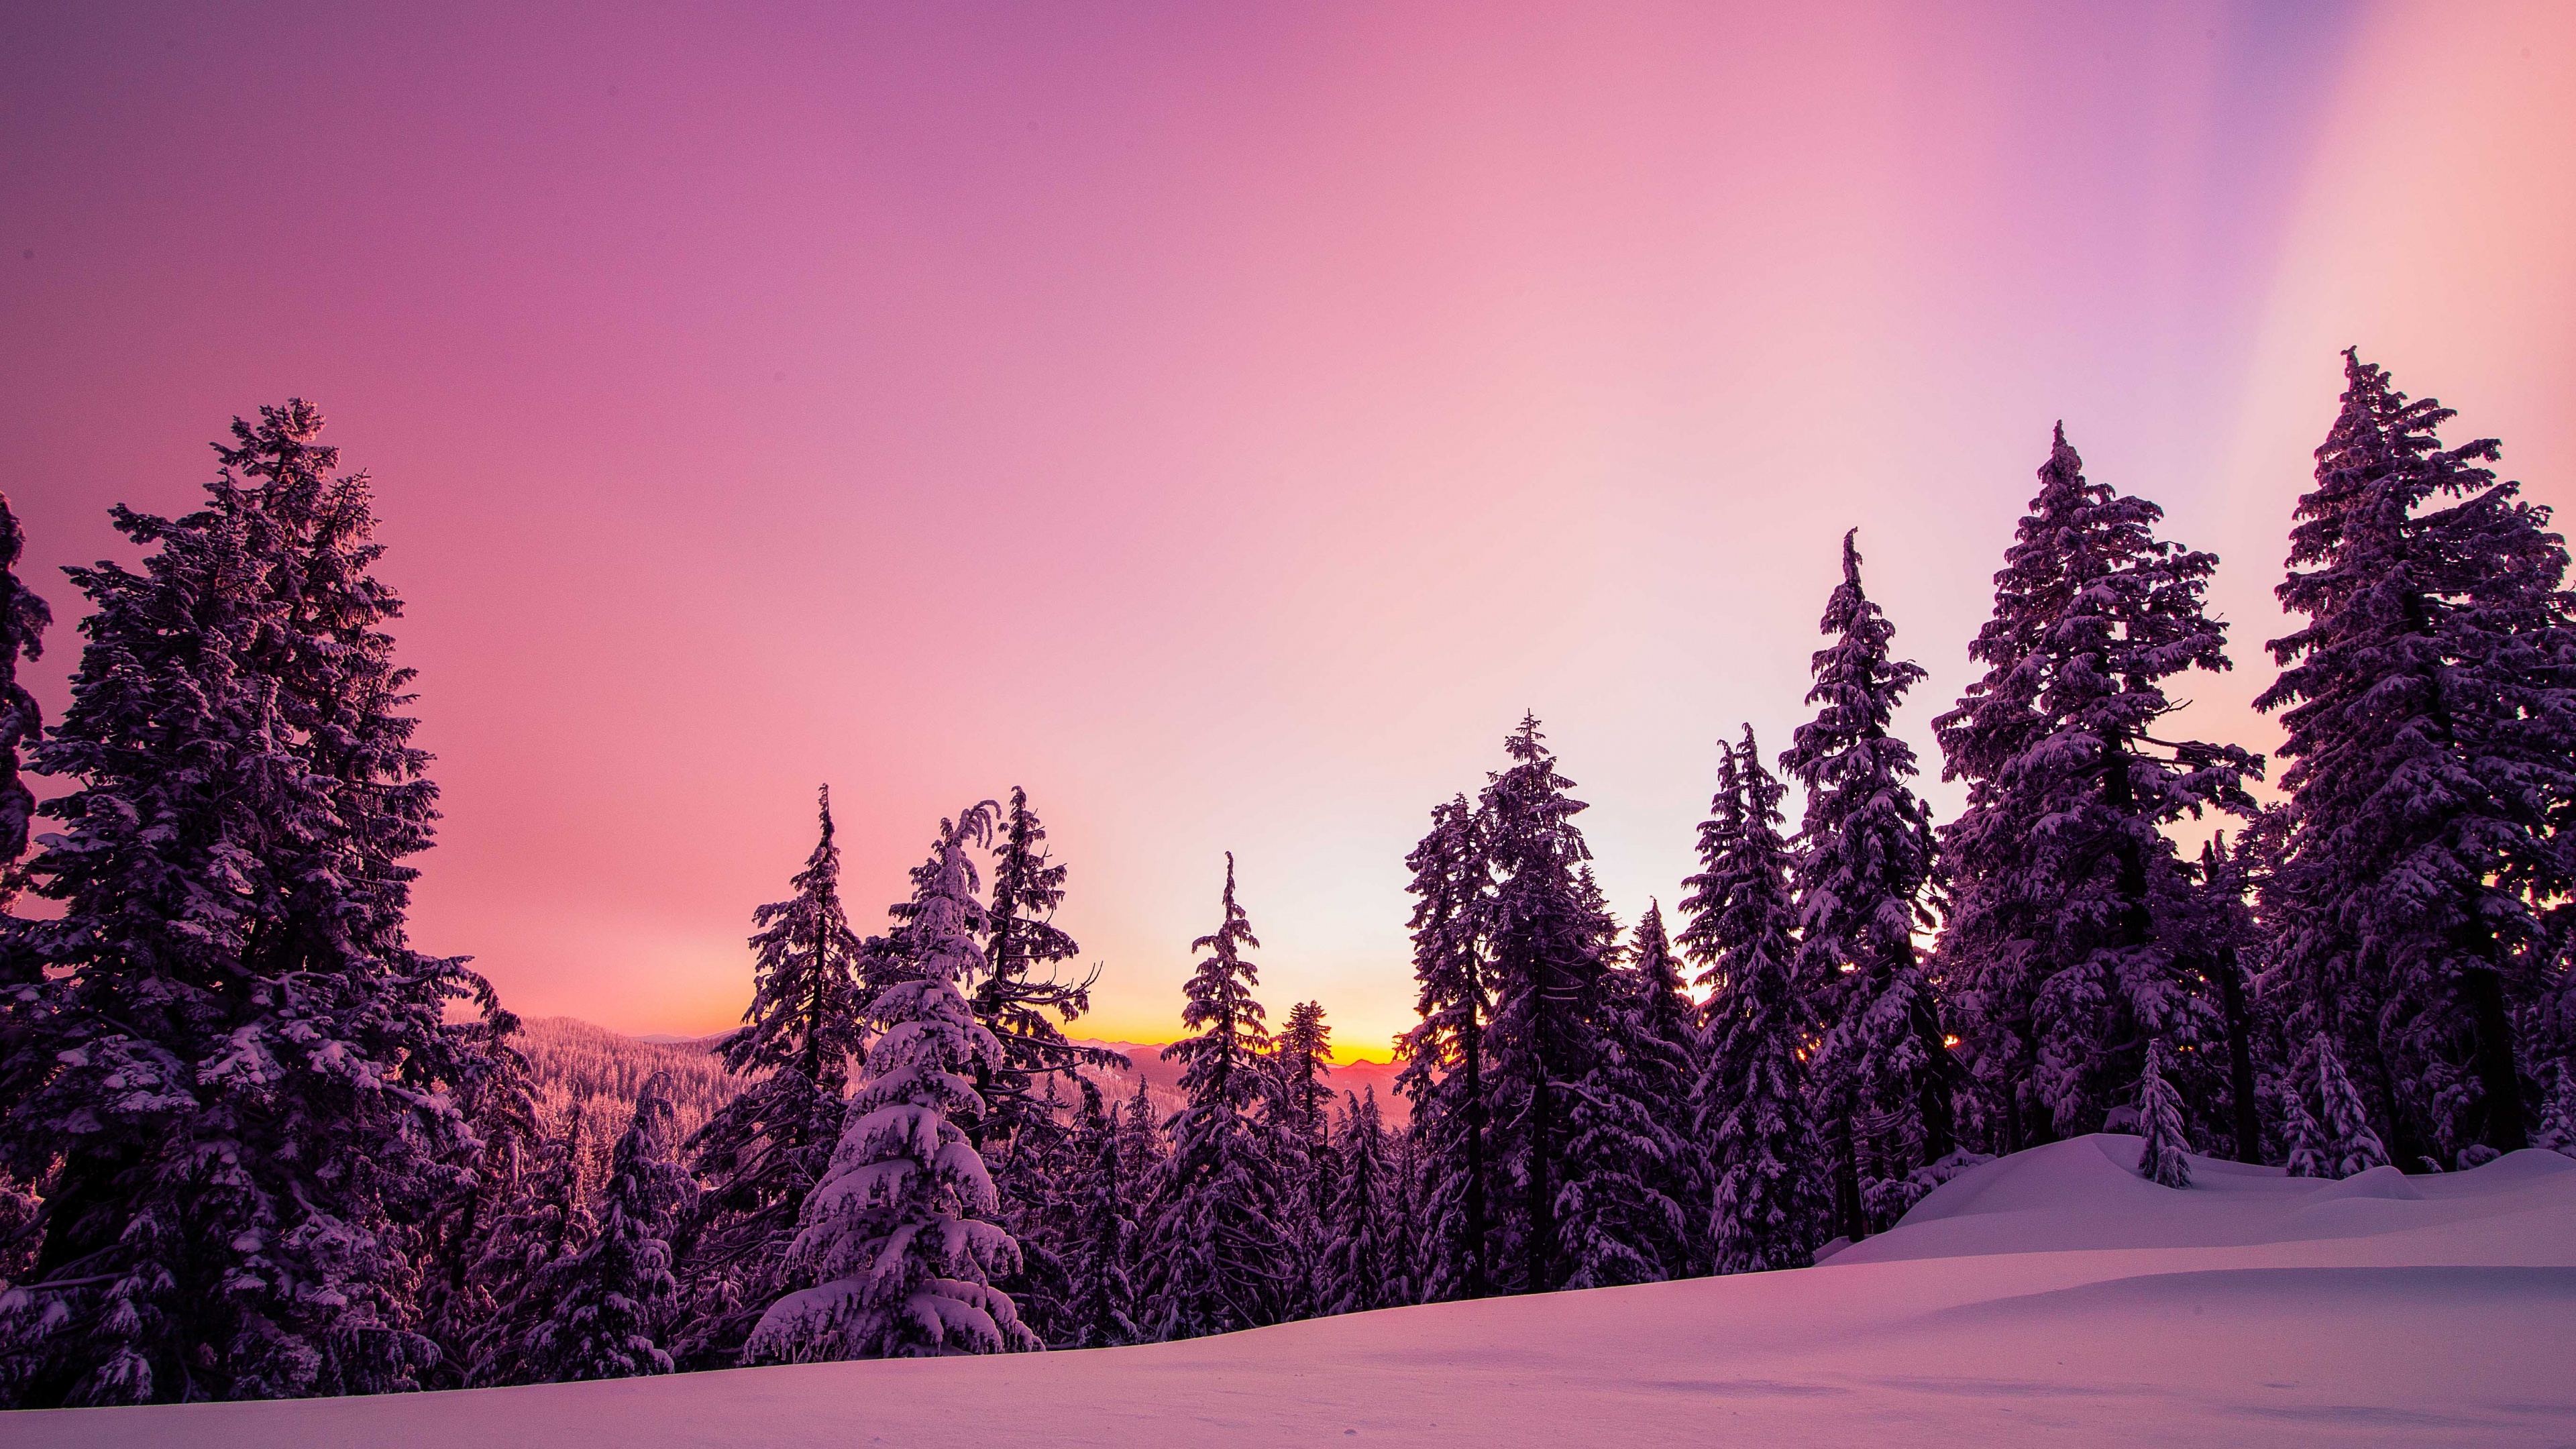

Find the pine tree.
[
  {"left": 420, "top": 1004, "right": 542, "bottom": 1383},
  {"left": 971, "top": 787, "right": 1118, "bottom": 1157},
  {"left": 1320, "top": 1088, "right": 1400, "bottom": 1315},
  {"left": 1387, "top": 1119, "right": 1424, "bottom": 1306},
  {"left": 458, "top": 1105, "right": 596, "bottom": 1386},
  {"left": 1117, "top": 1074, "right": 1165, "bottom": 1183},
  {"left": 1138, "top": 853, "right": 1298, "bottom": 1339},
  {"left": 747, "top": 803, "right": 1037, "bottom": 1360},
  {"left": 2257, "top": 351, "right": 2576, "bottom": 1163},
  {"left": 1395, "top": 794, "right": 1493, "bottom": 1301},
  {"left": 1477, "top": 714, "right": 1620, "bottom": 1295},
  {"left": 1274, "top": 1001, "right": 1337, "bottom": 1164},
  {"left": 0, "top": 490, "right": 48, "bottom": 896},
  {"left": 1682, "top": 730, "right": 1829, "bottom": 1273},
  {"left": 520, "top": 1075, "right": 695, "bottom": 1381},
  {"left": 2135, "top": 1039, "right": 2194, "bottom": 1189},
  {"left": 1269, "top": 998, "right": 1336, "bottom": 1317},
  {"left": 1935, "top": 424, "right": 2259, "bottom": 1155},
  {"left": 676, "top": 787, "right": 870, "bottom": 1367},
  {"left": 1056, "top": 1079, "right": 1140, "bottom": 1347},
  {"left": 2305, "top": 1034, "right": 2391, "bottom": 1179},
  {"left": 2282, "top": 1080, "right": 2329, "bottom": 1181},
  {"left": 0, "top": 402, "right": 499, "bottom": 1407},
  {"left": 1783, "top": 531, "right": 1954, "bottom": 1226},
  {"left": 1556, "top": 906, "right": 1689, "bottom": 1289},
  {"left": 2193, "top": 833, "right": 2270, "bottom": 1165},
  {"left": 1611, "top": 902, "right": 1701, "bottom": 1271}
]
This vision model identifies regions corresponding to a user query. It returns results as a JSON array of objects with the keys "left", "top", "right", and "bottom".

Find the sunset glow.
[{"left": 9, "top": 0, "right": 2573, "bottom": 1056}]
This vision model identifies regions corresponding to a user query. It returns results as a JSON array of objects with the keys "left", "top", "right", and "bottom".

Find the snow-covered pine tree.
[
  {"left": 1387, "top": 1114, "right": 1424, "bottom": 1306},
  {"left": 519, "top": 1073, "right": 696, "bottom": 1381},
  {"left": 1614, "top": 902, "right": 1701, "bottom": 1270},
  {"left": 972, "top": 787, "right": 1120, "bottom": 1159},
  {"left": 2306, "top": 1033, "right": 2391, "bottom": 1179},
  {"left": 1056, "top": 1079, "right": 1140, "bottom": 1348},
  {"left": 1682, "top": 730, "right": 1829, "bottom": 1273},
  {"left": 1395, "top": 794, "right": 1493, "bottom": 1302},
  {"left": 1935, "top": 425, "right": 2259, "bottom": 1155},
  {"left": 1137, "top": 853, "right": 1299, "bottom": 1339},
  {"left": 1555, "top": 905, "right": 1689, "bottom": 1288},
  {"left": 747, "top": 803, "right": 1038, "bottom": 1360},
  {"left": 1320, "top": 1087, "right": 1400, "bottom": 1315},
  {"left": 1275, "top": 1000, "right": 1337, "bottom": 1167},
  {"left": 0, "top": 402, "right": 498, "bottom": 1407},
  {"left": 1117, "top": 1074, "right": 1165, "bottom": 1186},
  {"left": 1619, "top": 902, "right": 1703, "bottom": 1148},
  {"left": 1476, "top": 714, "right": 1621, "bottom": 1295},
  {"left": 2192, "top": 833, "right": 2270, "bottom": 1165},
  {"left": 2135, "top": 1039, "right": 2194, "bottom": 1189},
  {"left": 0, "top": 490, "right": 47, "bottom": 896},
  {"left": 676, "top": 787, "right": 871, "bottom": 1367},
  {"left": 2282, "top": 1080, "right": 2329, "bottom": 1181},
  {"left": 2530, "top": 1060, "right": 2576, "bottom": 1161},
  {"left": 1782, "top": 531, "right": 1954, "bottom": 1226},
  {"left": 984, "top": 1073, "right": 1082, "bottom": 1346},
  {"left": 458, "top": 1104, "right": 596, "bottom": 1386},
  {"left": 1268, "top": 998, "right": 1336, "bottom": 1318},
  {"left": 421, "top": 1004, "right": 543, "bottom": 1383},
  {"left": 2257, "top": 351, "right": 2576, "bottom": 1164}
]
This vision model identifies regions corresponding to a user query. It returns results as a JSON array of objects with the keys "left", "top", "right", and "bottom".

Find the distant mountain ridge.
[
  {"left": 1070, "top": 1040, "right": 1411, "bottom": 1130},
  {"left": 521, "top": 1020, "right": 1407, "bottom": 1134}
]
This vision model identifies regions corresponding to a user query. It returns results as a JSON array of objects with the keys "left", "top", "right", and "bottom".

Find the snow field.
[{"left": 15, "top": 1135, "right": 2574, "bottom": 1448}]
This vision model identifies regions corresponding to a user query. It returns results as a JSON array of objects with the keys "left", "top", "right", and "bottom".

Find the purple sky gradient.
[{"left": 6, "top": 1, "right": 2571, "bottom": 1054}]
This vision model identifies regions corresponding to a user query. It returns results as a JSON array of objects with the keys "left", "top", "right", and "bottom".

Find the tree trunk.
[
  {"left": 1833, "top": 1116, "right": 1866, "bottom": 1243},
  {"left": 2461, "top": 965, "right": 2528, "bottom": 1155},
  {"left": 1461, "top": 1010, "right": 1488, "bottom": 1300},
  {"left": 1908, "top": 987, "right": 1956, "bottom": 1163}
]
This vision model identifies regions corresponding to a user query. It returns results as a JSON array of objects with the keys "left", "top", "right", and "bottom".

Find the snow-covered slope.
[{"left": 17, "top": 1137, "right": 2574, "bottom": 1448}]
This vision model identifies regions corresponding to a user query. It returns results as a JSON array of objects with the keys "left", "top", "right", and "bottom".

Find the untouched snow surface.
[{"left": 15, "top": 1136, "right": 2575, "bottom": 1447}]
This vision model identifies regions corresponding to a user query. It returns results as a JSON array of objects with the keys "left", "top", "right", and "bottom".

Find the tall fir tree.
[
  {"left": 1783, "top": 531, "right": 1955, "bottom": 1228},
  {"left": 1138, "top": 853, "right": 1299, "bottom": 1339},
  {"left": 420, "top": 1004, "right": 541, "bottom": 1382},
  {"left": 1475, "top": 714, "right": 1620, "bottom": 1295},
  {"left": 2192, "top": 833, "right": 2271, "bottom": 1164},
  {"left": 1682, "top": 730, "right": 1829, "bottom": 1272},
  {"left": 676, "top": 787, "right": 871, "bottom": 1368},
  {"left": 971, "top": 786, "right": 1118, "bottom": 1158},
  {"left": 520, "top": 1075, "right": 695, "bottom": 1381},
  {"left": 1608, "top": 901, "right": 1701, "bottom": 1275},
  {"left": 1319, "top": 1087, "right": 1401, "bottom": 1315},
  {"left": 1935, "top": 424, "right": 2258, "bottom": 1155},
  {"left": 457, "top": 1105, "right": 595, "bottom": 1387},
  {"left": 0, "top": 490, "right": 48, "bottom": 898},
  {"left": 0, "top": 402, "right": 499, "bottom": 1406},
  {"left": 1271, "top": 998, "right": 1336, "bottom": 1317},
  {"left": 2257, "top": 351, "right": 2576, "bottom": 1163},
  {"left": 1395, "top": 794, "right": 1493, "bottom": 1301},
  {"left": 1056, "top": 1079, "right": 1140, "bottom": 1348},
  {"left": 1556, "top": 905, "right": 1690, "bottom": 1288},
  {"left": 1274, "top": 1000, "right": 1337, "bottom": 1164},
  {"left": 747, "top": 803, "right": 1039, "bottom": 1360}
]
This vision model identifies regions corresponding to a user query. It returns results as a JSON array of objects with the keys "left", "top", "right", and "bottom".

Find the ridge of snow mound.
[
  {"left": 1834, "top": 1135, "right": 2575, "bottom": 1265},
  {"left": 14, "top": 1137, "right": 2574, "bottom": 1448}
]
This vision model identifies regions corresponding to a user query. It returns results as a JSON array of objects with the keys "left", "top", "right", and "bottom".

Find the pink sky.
[{"left": 7, "top": 1, "right": 2573, "bottom": 1056}]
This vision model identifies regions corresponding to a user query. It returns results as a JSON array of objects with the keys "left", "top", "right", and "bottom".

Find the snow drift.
[{"left": 15, "top": 1136, "right": 2574, "bottom": 1448}]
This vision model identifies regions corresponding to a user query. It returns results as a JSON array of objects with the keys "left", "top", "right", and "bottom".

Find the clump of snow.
[{"left": 15, "top": 1136, "right": 2573, "bottom": 1448}]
